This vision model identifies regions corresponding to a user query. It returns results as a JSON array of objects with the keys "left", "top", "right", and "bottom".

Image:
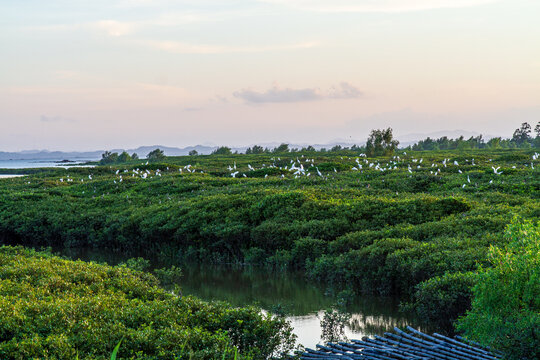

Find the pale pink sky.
[{"left": 1, "top": 0, "right": 539, "bottom": 150}]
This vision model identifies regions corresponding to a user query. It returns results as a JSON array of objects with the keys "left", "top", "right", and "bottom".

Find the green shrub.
[
  {"left": 118, "top": 257, "right": 151, "bottom": 272},
  {"left": 403, "top": 271, "right": 477, "bottom": 331},
  {"left": 0, "top": 246, "right": 296, "bottom": 360},
  {"left": 290, "top": 237, "right": 327, "bottom": 269},
  {"left": 242, "top": 247, "right": 267, "bottom": 265},
  {"left": 457, "top": 220, "right": 540, "bottom": 359}
]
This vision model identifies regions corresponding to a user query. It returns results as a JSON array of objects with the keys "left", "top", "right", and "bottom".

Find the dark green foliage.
[
  {"left": 0, "top": 246, "right": 296, "bottom": 359},
  {"left": 118, "top": 151, "right": 132, "bottom": 163},
  {"left": 512, "top": 122, "right": 532, "bottom": 145},
  {"left": 147, "top": 149, "right": 165, "bottom": 162},
  {"left": 273, "top": 144, "right": 289, "bottom": 153},
  {"left": 404, "top": 271, "right": 477, "bottom": 331},
  {"left": 212, "top": 147, "right": 232, "bottom": 155},
  {"left": 0, "top": 148, "right": 538, "bottom": 334},
  {"left": 242, "top": 247, "right": 267, "bottom": 264},
  {"left": 101, "top": 151, "right": 119, "bottom": 164},
  {"left": 457, "top": 220, "right": 540, "bottom": 360},
  {"left": 366, "top": 128, "right": 399, "bottom": 156},
  {"left": 291, "top": 237, "right": 327, "bottom": 269},
  {"left": 245, "top": 145, "right": 264, "bottom": 154}
]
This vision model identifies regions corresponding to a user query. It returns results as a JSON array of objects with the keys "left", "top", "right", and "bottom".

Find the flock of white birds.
[{"left": 42, "top": 152, "right": 539, "bottom": 191}]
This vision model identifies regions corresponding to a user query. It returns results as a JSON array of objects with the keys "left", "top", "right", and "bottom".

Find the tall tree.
[
  {"left": 365, "top": 128, "right": 399, "bottom": 156},
  {"left": 100, "top": 151, "right": 118, "bottom": 164},
  {"left": 273, "top": 143, "right": 290, "bottom": 153},
  {"left": 512, "top": 122, "right": 532, "bottom": 145},
  {"left": 118, "top": 151, "right": 131, "bottom": 163},
  {"left": 147, "top": 148, "right": 165, "bottom": 162}
]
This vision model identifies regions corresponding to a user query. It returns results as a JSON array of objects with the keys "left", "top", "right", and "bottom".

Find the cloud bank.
[{"left": 234, "top": 82, "right": 362, "bottom": 104}]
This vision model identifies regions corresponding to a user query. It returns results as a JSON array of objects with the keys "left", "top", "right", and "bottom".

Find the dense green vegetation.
[
  {"left": 0, "top": 147, "right": 539, "bottom": 355},
  {"left": 0, "top": 246, "right": 295, "bottom": 359},
  {"left": 457, "top": 219, "right": 540, "bottom": 360}
]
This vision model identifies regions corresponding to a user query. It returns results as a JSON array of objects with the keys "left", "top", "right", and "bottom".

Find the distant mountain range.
[
  {"left": 0, "top": 145, "right": 216, "bottom": 161},
  {"left": 0, "top": 130, "right": 495, "bottom": 161}
]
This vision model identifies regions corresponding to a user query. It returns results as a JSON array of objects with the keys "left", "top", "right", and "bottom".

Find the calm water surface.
[
  {"left": 60, "top": 248, "right": 421, "bottom": 349},
  {"left": 0, "top": 159, "right": 94, "bottom": 169}
]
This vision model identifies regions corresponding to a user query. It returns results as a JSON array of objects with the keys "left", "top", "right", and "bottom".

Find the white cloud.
[
  {"left": 259, "top": 0, "right": 499, "bottom": 13},
  {"left": 234, "top": 82, "right": 362, "bottom": 104}
]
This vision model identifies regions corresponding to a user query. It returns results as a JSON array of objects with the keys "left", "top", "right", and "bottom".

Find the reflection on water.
[
  {"left": 0, "top": 159, "right": 95, "bottom": 169},
  {"left": 0, "top": 174, "right": 26, "bottom": 178},
  {"left": 59, "top": 248, "right": 421, "bottom": 349}
]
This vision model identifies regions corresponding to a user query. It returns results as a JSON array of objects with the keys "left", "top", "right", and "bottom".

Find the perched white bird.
[{"left": 467, "top": 175, "right": 471, "bottom": 183}]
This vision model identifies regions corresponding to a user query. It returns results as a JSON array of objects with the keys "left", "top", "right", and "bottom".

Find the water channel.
[{"left": 59, "top": 247, "right": 421, "bottom": 349}]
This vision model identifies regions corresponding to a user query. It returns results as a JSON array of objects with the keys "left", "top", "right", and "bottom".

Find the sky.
[{"left": 1, "top": 0, "right": 539, "bottom": 151}]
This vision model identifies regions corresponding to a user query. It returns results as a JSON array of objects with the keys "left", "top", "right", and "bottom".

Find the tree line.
[
  {"left": 411, "top": 122, "right": 540, "bottom": 151},
  {"left": 99, "top": 122, "right": 540, "bottom": 164}
]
